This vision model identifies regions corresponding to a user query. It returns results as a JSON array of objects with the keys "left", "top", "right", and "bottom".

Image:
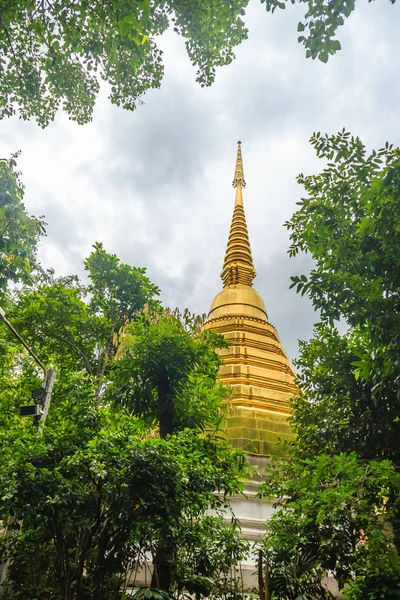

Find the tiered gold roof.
[{"left": 204, "top": 142, "right": 297, "bottom": 455}]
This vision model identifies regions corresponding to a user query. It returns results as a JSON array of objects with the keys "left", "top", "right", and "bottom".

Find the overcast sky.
[{"left": 1, "top": 0, "right": 399, "bottom": 359}]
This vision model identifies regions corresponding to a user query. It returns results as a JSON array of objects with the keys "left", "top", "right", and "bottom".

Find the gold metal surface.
[
  {"left": 204, "top": 142, "right": 297, "bottom": 455},
  {"left": 208, "top": 285, "right": 268, "bottom": 320},
  {"left": 232, "top": 141, "right": 246, "bottom": 188},
  {"left": 221, "top": 142, "right": 256, "bottom": 287}
]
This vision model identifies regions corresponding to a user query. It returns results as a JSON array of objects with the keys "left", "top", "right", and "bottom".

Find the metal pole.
[
  {"left": 0, "top": 308, "right": 56, "bottom": 595},
  {"left": 0, "top": 307, "right": 47, "bottom": 378}
]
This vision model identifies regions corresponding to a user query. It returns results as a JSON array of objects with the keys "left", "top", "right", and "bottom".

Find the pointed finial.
[
  {"left": 221, "top": 142, "right": 256, "bottom": 288},
  {"left": 233, "top": 141, "right": 246, "bottom": 188}
]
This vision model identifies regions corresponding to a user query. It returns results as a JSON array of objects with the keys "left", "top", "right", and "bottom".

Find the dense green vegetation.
[
  {"left": 261, "top": 132, "right": 400, "bottom": 599},
  {"left": 0, "top": 163, "right": 249, "bottom": 600},
  {"left": 1, "top": 1, "right": 396, "bottom": 126}
]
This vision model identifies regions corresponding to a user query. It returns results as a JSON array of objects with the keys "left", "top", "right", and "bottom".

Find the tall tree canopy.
[
  {"left": 288, "top": 131, "right": 400, "bottom": 463},
  {"left": 260, "top": 132, "right": 400, "bottom": 599},
  {"left": 1, "top": 0, "right": 396, "bottom": 126}
]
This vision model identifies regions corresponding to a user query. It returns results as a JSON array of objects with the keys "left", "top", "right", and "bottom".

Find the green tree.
[
  {"left": 107, "top": 309, "right": 234, "bottom": 592},
  {"left": 108, "top": 309, "right": 227, "bottom": 438},
  {"left": 0, "top": 380, "right": 247, "bottom": 600},
  {"left": 0, "top": 248, "right": 248, "bottom": 600},
  {"left": 261, "top": 453, "right": 400, "bottom": 599},
  {"left": 263, "top": 0, "right": 397, "bottom": 63},
  {"left": 0, "top": 156, "right": 44, "bottom": 298},
  {"left": 287, "top": 131, "right": 400, "bottom": 463},
  {"left": 6, "top": 242, "right": 160, "bottom": 396},
  {"left": 0, "top": 0, "right": 249, "bottom": 127},
  {"left": 261, "top": 132, "right": 400, "bottom": 599}
]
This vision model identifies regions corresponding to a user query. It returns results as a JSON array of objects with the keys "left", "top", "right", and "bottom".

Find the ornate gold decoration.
[
  {"left": 232, "top": 141, "right": 246, "bottom": 188},
  {"left": 204, "top": 142, "right": 297, "bottom": 455},
  {"left": 221, "top": 142, "right": 256, "bottom": 287}
]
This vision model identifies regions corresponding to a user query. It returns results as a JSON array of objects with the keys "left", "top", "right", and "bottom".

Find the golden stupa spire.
[
  {"left": 204, "top": 142, "right": 297, "bottom": 456},
  {"left": 221, "top": 142, "right": 256, "bottom": 287}
]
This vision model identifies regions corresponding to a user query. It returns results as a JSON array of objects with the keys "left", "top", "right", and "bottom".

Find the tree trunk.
[
  {"left": 151, "top": 368, "right": 175, "bottom": 590},
  {"left": 157, "top": 367, "right": 174, "bottom": 440},
  {"left": 151, "top": 529, "right": 175, "bottom": 591},
  {"left": 258, "top": 549, "right": 264, "bottom": 600}
]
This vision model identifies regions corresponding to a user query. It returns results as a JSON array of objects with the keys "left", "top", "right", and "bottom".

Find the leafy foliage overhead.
[
  {"left": 263, "top": 0, "right": 397, "bottom": 63},
  {"left": 1, "top": 0, "right": 396, "bottom": 125},
  {"left": 0, "top": 0, "right": 249, "bottom": 126}
]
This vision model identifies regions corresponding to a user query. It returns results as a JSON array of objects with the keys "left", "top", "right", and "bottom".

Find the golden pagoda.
[{"left": 204, "top": 142, "right": 297, "bottom": 455}]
